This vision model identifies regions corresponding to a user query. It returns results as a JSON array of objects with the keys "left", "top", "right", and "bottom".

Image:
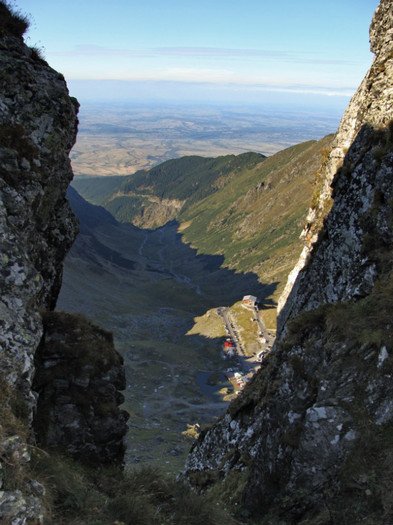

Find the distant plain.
[{"left": 71, "top": 103, "right": 341, "bottom": 177}]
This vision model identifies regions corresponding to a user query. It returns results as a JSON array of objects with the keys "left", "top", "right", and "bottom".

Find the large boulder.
[{"left": 33, "top": 312, "right": 129, "bottom": 465}]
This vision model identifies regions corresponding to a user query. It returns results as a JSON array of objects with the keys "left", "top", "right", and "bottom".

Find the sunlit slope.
[
  {"left": 73, "top": 136, "right": 335, "bottom": 304},
  {"left": 117, "top": 152, "right": 265, "bottom": 204},
  {"left": 179, "top": 135, "right": 335, "bottom": 300},
  {"left": 73, "top": 153, "right": 266, "bottom": 228}
]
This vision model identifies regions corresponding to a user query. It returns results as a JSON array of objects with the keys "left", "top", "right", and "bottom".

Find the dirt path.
[
  {"left": 142, "top": 224, "right": 203, "bottom": 295},
  {"left": 138, "top": 231, "right": 149, "bottom": 256}
]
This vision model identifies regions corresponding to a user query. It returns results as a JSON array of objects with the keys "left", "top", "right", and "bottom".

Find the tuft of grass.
[
  {"left": 0, "top": 376, "right": 30, "bottom": 440},
  {"left": 334, "top": 417, "right": 393, "bottom": 524},
  {"left": 207, "top": 469, "right": 249, "bottom": 517},
  {"left": 284, "top": 269, "right": 393, "bottom": 355},
  {"left": 0, "top": 378, "right": 31, "bottom": 495},
  {"left": 325, "top": 272, "right": 393, "bottom": 352},
  {"left": 30, "top": 44, "right": 46, "bottom": 62},
  {"left": 372, "top": 120, "right": 393, "bottom": 167},
  {"left": 29, "top": 450, "right": 108, "bottom": 523},
  {"left": 0, "top": 1, "right": 30, "bottom": 38}
]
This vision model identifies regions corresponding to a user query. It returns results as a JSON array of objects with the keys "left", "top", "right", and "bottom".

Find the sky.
[{"left": 13, "top": 0, "right": 380, "bottom": 111}]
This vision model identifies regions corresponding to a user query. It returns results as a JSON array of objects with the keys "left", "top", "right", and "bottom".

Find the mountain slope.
[
  {"left": 69, "top": 174, "right": 125, "bottom": 206},
  {"left": 59, "top": 187, "right": 273, "bottom": 475},
  {"left": 73, "top": 152, "right": 266, "bottom": 227},
  {"left": 183, "top": 2, "right": 393, "bottom": 523},
  {"left": 179, "top": 136, "right": 334, "bottom": 301},
  {"left": 74, "top": 137, "right": 334, "bottom": 323}
]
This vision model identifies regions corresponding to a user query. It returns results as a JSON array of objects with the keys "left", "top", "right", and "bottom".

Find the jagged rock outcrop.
[
  {"left": 183, "top": 2, "right": 393, "bottom": 522},
  {"left": 0, "top": 18, "right": 79, "bottom": 419},
  {"left": 277, "top": 0, "right": 393, "bottom": 326},
  {"left": 0, "top": 10, "right": 79, "bottom": 521},
  {"left": 184, "top": 123, "right": 393, "bottom": 522},
  {"left": 279, "top": 123, "right": 393, "bottom": 329},
  {"left": 33, "top": 311, "right": 129, "bottom": 464},
  {"left": 0, "top": 5, "right": 127, "bottom": 522},
  {"left": 129, "top": 196, "right": 186, "bottom": 229}
]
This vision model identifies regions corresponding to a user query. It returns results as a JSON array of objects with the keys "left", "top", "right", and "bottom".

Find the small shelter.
[{"left": 242, "top": 295, "right": 258, "bottom": 309}]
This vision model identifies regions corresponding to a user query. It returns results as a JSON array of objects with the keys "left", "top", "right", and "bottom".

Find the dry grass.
[
  {"left": 0, "top": 1, "right": 29, "bottom": 37},
  {"left": 29, "top": 452, "right": 241, "bottom": 525}
]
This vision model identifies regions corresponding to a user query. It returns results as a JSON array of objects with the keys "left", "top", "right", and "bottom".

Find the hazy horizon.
[
  {"left": 16, "top": 0, "right": 379, "bottom": 113},
  {"left": 67, "top": 78, "right": 353, "bottom": 116},
  {"left": 70, "top": 100, "right": 343, "bottom": 177},
  {"left": 13, "top": 0, "right": 380, "bottom": 175}
]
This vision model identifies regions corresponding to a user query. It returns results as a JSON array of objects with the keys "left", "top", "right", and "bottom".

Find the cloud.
[
  {"left": 51, "top": 43, "right": 364, "bottom": 98},
  {"left": 68, "top": 78, "right": 356, "bottom": 99},
  {"left": 238, "top": 82, "right": 355, "bottom": 97},
  {"left": 52, "top": 44, "right": 354, "bottom": 66}
]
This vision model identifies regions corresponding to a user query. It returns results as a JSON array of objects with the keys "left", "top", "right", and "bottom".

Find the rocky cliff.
[
  {"left": 183, "top": 2, "right": 393, "bottom": 523},
  {"left": 0, "top": 5, "right": 127, "bottom": 523},
  {"left": 277, "top": 0, "right": 393, "bottom": 324}
]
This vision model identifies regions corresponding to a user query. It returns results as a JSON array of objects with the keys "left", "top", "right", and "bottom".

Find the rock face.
[
  {"left": 183, "top": 2, "right": 393, "bottom": 522},
  {"left": 0, "top": 13, "right": 79, "bottom": 522},
  {"left": 277, "top": 0, "right": 393, "bottom": 325},
  {"left": 0, "top": 7, "right": 127, "bottom": 522},
  {"left": 33, "top": 311, "right": 129, "bottom": 465},
  {"left": 0, "top": 23, "right": 79, "bottom": 421}
]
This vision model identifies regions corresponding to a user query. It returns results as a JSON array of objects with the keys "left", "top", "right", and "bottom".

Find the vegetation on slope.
[
  {"left": 118, "top": 152, "right": 265, "bottom": 205},
  {"left": 74, "top": 153, "right": 266, "bottom": 227},
  {"left": 30, "top": 453, "right": 240, "bottom": 525},
  {"left": 179, "top": 137, "right": 334, "bottom": 296},
  {"left": 71, "top": 175, "right": 125, "bottom": 206},
  {"left": 73, "top": 136, "right": 335, "bottom": 313}
]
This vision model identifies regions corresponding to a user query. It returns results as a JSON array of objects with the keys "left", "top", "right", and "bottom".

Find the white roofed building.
[{"left": 242, "top": 295, "right": 257, "bottom": 308}]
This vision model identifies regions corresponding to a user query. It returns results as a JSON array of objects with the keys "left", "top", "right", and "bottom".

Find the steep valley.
[
  {"left": 61, "top": 138, "right": 334, "bottom": 472},
  {"left": 58, "top": 189, "right": 269, "bottom": 472},
  {"left": 73, "top": 135, "right": 334, "bottom": 318},
  {"left": 1, "top": 0, "right": 393, "bottom": 522}
]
